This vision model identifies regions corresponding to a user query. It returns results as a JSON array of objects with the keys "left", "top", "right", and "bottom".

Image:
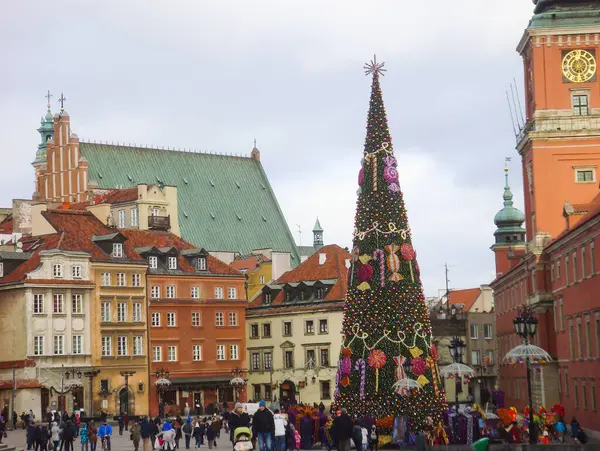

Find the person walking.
[
  {"left": 141, "top": 418, "right": 152, "bottom": 451},
  {"left": 51, "top": 422, "right": 61, "bottom": 451},
  {"left": 174, "top": 420, "right": 182, "bottom": 449},
  {"left": 253, "top": 401, "right": 274, "bottom": 451},
  {"left": 273, "top": 410, "right": 287, "bottom": 451},
  {"left": 332, "top": 409, "right": 353, "bottom": 451},
  {"left": 62, "top": 421, "right": 76, "bottom": 451},
  {"left": 130, "top": 420, "right": 141, "bottom": 451},
  {"left": 88, "top": 422, "right": 97, "bottom": 451},
  {"left": 98, "top": 419, "right": 113, "bottom": 451},
  {"left": 205, "top": 421, "right": 215, "bottom": 450},
  {"left": 80, "top": 423, "right": 89, "bottom": 451},
  {"left": 39, "top": 423, "right": 50, "bottom": 451},
  {"left": 124, "top": 414, "right": 129, "bottom": 433},
  {"left": 228, "top": 403, "right": 250, "bottom": 446},
  {"left": 0, "top": 415, "right": 5, "bottom": 444},
  {"left": 182, "top": 419, "right": 192, "bottom": 450},
  {"left": 118, "top": 416, "right": 124, "bottom": 436}
]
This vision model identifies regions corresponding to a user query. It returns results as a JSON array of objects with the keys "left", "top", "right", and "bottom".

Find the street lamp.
[
  {"left": 119, "top": 371, "right": 136, "bottom": 415},
  {"left": 513, "top": 306, "right": 539, "bottom": 445},
  {"left": 83, "top": 369, "right": 101, "bottom": 417},
  {"left": 230, "top": 367, "right": 246, "bottom": 402},
  {"left": 155, "top": 367, "right": 171, "bottom": 418}
]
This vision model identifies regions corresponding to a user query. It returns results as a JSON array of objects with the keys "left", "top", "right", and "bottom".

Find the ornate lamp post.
[
  {"left": 230, "top": 367, "right": 246, "bottom": 402},
  {"left": 120, "top": 371, "right": 136, "bottom": 415},
  {"left": 155, "top": 368, "right": 171, "bottom": 418},
  {"left": 513, "top": 306, "right": 539, "bottom": 445}
]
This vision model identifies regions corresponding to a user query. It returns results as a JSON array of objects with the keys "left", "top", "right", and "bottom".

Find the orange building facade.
[
  {"left": 492, "top": 0, "right": 600, "bottom": 437},
  {"left": 121, "top": 230, "right": 247, "bottom": 417}
]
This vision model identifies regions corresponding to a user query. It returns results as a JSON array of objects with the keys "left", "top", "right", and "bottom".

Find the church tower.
[
  {"left": 518, "top": 0, "right": 600, "bottom": 239},
  {"left": 313, "top": 218, "right": 324, "bottom": 249},
  {"left": 491, "top": 167, "right": 526, "bottom": 277},
  {"left": 32, "top": 91, "right": 54, "bottom": 199}
]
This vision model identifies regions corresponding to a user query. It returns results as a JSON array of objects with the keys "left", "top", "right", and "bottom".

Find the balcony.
[{"left": 148, "top": 215, "right": 170, "bottom": 231}]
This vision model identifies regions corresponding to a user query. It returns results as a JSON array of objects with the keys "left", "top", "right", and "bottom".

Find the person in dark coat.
[
  {"left": 228, "top": 403, "right": 250, "bottom": 444},
  {"left": 174, "top": 420, "right": 182, "bottom": 449},
  {"left": 182, "top": 419, "right": 192, "bottom": 450},
  {"left": 141, "top": 418, "right": 152, "bottom": 451},
  {"left": 253, "top": 401, "right": 275, "bottom": 451},
  {"left": 61, "top": 421, "right": 76, "bottom": 451},
  {"left": 206, "top": 422, "right": 216, "bottom": 449},
  {"left": 118, "top": 415, "right": 125, "bottom": 435},
  {"left": 26, "top": 420, "right": 36, "bottom": 450},
  {"left": 300, "top": 416, "right": 313, "bottom": 449},
  {"left": 38, "top": 423, "right": 50, "bottom": 451},
  {"left": 332, "top": 410, "right": 353, "bottom": 451},
  {"left": 0, "top": 415, "right": 6, "bottom": 445}
]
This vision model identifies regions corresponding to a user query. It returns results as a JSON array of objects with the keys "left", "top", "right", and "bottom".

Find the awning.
[{"left": 169, "top": 376, "right": 232, "bottom": 385}]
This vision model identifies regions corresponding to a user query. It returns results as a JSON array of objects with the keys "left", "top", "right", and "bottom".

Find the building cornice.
[{"left": 545, "top": 215, "right": 600, "bottom": 253}]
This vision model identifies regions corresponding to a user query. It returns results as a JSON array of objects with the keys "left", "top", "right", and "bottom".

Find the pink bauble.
[
  {"left": 400, "top": 243, "right": 415, "bottom": 261},
  {"left": 411, "top": 357, "right": 426, "bottom": 376},
  {"left": 383, "top": 166, "right": 399, "bottom": 183},
  {"left": 357, "top": 263, "right": 373, "bottom": 283},
  {"left": 358, "top": 168, "right": 364, "bottom": 185},
  {"left": 368, "top": 349, "right": 387, "bottom": 369}
]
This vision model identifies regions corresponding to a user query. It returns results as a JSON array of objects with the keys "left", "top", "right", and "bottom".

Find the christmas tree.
[{"left": 335, "top": 56, "right": 447, "bottom": 431}]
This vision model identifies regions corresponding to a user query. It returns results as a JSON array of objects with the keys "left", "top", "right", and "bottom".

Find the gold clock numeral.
[{"left": 562, "top": 49, "right": 597, "bottom": 83}]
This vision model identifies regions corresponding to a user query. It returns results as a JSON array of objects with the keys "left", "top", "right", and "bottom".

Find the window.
[
  {"left": 133, "top": 336, "right": 143, "bottom": 356},
  {"left": 151, "top": 312, "right": 160, "bottom": 327},
  {"left": 53, "top": 294, "right": 64, "bottom": 314},
  {"left": 151, "top": 286, "right": 161, "bottom": 299},
  {"left": 593, "top": 381, "right": 597, "bottom": 411},
  {"left": 573, "top": 252, "right": 578, "bottom": 281},
  {"left": 131, "top": 208, "right": 139, "bottom": 227},
  {"left": 585, "top": 315, "right": 592, "bottom": 358},
  {"left": 597, "top": 313, "right": 600, "bottom": 357},
  {"left": 321, "top": 381, "right": 331, "bottom": 400},
  {"left": 101, "top": 302, "right": 111, "bottom": 322},
  {"left": 168, "top": 257, "right": 177, "bottom": 270},
  {"left": 253, "top": 384, "right": 262, "bottom": 400},
  {"left": 264, "top": 352, "right": 272, "bottom": 370},
  {"left": 117, "top": 336, "right": 128, "bottom": 356},
  {"left": 577, "top": 320, "right": 583, "bottom": 359},
  {"left": 574, "top": 380, "right": 579, "bottom": 408},
  {"left": 116, "top": 273, "right": 126, "bottom": 287},
  {"left": 557, "top": 260, "right": 561, "bottom": 280},
  {"left": 471, "top": 351, "right": 480, "bottom": 365},
  {"left": 133, "top": 303, "right": 142, "bottom": 322},
  {"left": 572, "top": 93, "right": 589, "bottom": 116},
  {"left": 132, "top": 273, "right": 141, "bottom": 287},
  {"left": 193, "top": 345, "right": 202, "bottom": 361},
  {"left": 168, "top": 346, "right": 177, "bottom": 361},
  {"left": 33, "top": 294, "right": 44, "bottom": 314},
  {"left": 34, "top": 336, "right": 44, "bottom": 356},
  {"left": 101, "top": 336, "right": 112, "bottom": 356},
  {"left": 283, "top": 321, "right": 292, "bottom": 336},
  {"left": 117, "top": 303, "right": 127, "bottom": 322},
  {"left": 485, "top": 350, "right": 494, "bottom": 365},
  {"left": 215, "top": 312, "right": 224, "bottom": 327},
  {"left": 166, "top": 286, "right": 176, "bottom": 298},
  {"left": 149, "top": 256, "right": 158, "bottom": 269},
  {"left": 316, "top": 287, "right": 325, "bottom": 300},
  {"left": 319, "top": 319, "right": 328, "bottom": 334},
  {"left": 320, "top": 349, "right": 330, "bottom": 367},
  {"left": 250, "top": 324, "right": 259, "bottom": 338},
  {"left": 263, "top": 323, "right": 271, "bottom": 337},
  {"left": 192, "top": 312, "right": 201, "bottom": 327},
  {"left": 217, "top": 345, "right": 226, "bottom": 361},
  {"left": 72, "top": 265, "right": 82, "bottom": 279},
  {"left": 72, "top": 335, "right": 83, "bottom": 355},
  {"left": 53, "top": 264, "right": 63, "bottom": 278},
  {"left": 153, "top": 346, "right": 162, "bottom": 362},
  {"left": 265, "top": 293, "right": 272, "bottom": 304},
  {"left": 259, "top": 276, "right": 265, "bottom": 284},
  {"left": 197, "top": 257, "right": 207, "bottom": 271},
  {"left": 470, "top": 324, "right": 479, "bottom": 339},
  {"left": 264, "top": 384, "right": 272, "bottom": 401},
  {"left": 228, "top": 287, "right": 237, "bottom": 299},
  {"left": 101, "top": 272, "right": 111, "bottom": 287},
  {"left": 566, "top": 256, "right": 570, "bottom": 285},
  {"left": 72, "top": 294, "right": 83, "bottom": 314},
  {"left": 167, "top": 312, "right": 176, "bottom": 326},
  {"left": 576, "top": 168, "right": 595, "bottom": 183},
  {"left": 112, "top": 243, "right": 123, "bottom": 258},
  {"left": 592, "top": 241, "right": 596, "bottom": 274},
  {"left": 251, "top": 352, "right": 261, "bottom": 370},
  {"left": 230, "top": 344, "right": 239, "bottom": 360},
  {"left": 305, "top": 320, "right": 314, "bottom": 334},
  {"left": 559, "top": 298, "right": 565, "bottom": 331},
  {"left": 565, "top": 369, "right": 569, "bottom": 395},
  {"left": 484, "top": 324, "right": 493, "bottom": 339},
  {"left": 229, "top": 312, "right": 238, "bottom": 326},
  {"left": 53, "top": 335, "right": 64, "bottom": 355},
  {"left": 284, "top": 350, "right": 294, "bottom": 369},
  {"left": 191, "top": 286, "right": 200, "bottom": 299},
  {"left": 0, "top": 262, "right": 3, "bottom": 278},
  {"left": 214, "top": 287, "right": 224, "bottom": 299},
  {"left": 583, "top": 381, "right": 588, "bottom": 409},
  {"left": 118, "top": 209, "right": 126, "bottom": 227},
  {"left": 569, "top": 321, "right": 575, "bottom": 359},
  {"left": 582, "top": 247, "right": 586, "bottom": 278}
]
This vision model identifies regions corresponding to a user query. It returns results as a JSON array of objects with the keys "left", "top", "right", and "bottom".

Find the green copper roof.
[
  {"left": 313, "top": 218, "right": 323, "bottom": 232},
  {"left": 79, "top": 142, "right": 300, "bottom": 265},
  {"left": 34, "top": 109, "right": 54, "bottom": 164},
  {"left": 530, "top": 1, "right": 600, "bottom": 28},
  {"left": 493, "top": 170, "right": 525, "bottom": 243}
]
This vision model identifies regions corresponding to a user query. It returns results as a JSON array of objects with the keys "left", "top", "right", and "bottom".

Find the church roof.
[{"left": 79, "top": 142, "right": 300, "bottom": 265}]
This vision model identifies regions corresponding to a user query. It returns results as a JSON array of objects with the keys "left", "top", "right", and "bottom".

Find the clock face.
[{"left": 562, "top": 49, "right": 597, "bottom": 83}]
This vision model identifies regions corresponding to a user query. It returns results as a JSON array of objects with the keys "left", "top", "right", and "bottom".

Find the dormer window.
[
  {"left": 168, "top": 256, "right": 177, "bottom": 270},
  {"left": 149, "top": 256, "right": 158, "bottom": 269},
  {"left": 316, "top": 287, "right": 325, "bottom": 300},
  {"left": 112, "top": 243, "right": 123, "bottom": 258},
  {"left": 53, "top": 264, "right": 63, "bottom": 278},
  {"left": 265, "top": 293, "right": 272, "bottom": 304},
  {"left": 197, "top": 257, "right": 207, "bottom": 271},
  {"left": 0, "top": 262, "right": 3, "bottom": 278}
]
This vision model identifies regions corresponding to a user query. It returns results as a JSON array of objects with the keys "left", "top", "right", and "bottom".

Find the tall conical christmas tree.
[{"left": 335, "top": 57, "right": 447, "bottom": 431}]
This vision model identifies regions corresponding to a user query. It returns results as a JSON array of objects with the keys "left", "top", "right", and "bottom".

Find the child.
[
  {"left": 80, "top": 423, "right": 89, "bottom": 451},
  {"left": 361, "top": 425, "right": 368, "bottom": 451},
  {"left": 293, "top": 426, "right": 301, "bottom": 451}
]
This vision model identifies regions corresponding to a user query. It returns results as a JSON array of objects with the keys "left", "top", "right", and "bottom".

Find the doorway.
[
  {"left": 193, "top": 392, "right": 204, "bottom": 415},
  {"left": 119, "top": 387, "right": 134, "bottom": 415},
  {"left": 279, "top": 380, "right": 296, "bottom": 406},
  {"left": 72, "top": 387, "right": 84, "bottom": 412},
  {"left": 41, "top": 388, "right": 50, "bottom": 414},
  {"left": 217, "top": 387, "right": 234, "bottom": 404}
]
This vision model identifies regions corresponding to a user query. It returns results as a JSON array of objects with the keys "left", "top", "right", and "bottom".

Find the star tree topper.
[{"left": 364, "top": 54, "right": 387, "bottom": 77}]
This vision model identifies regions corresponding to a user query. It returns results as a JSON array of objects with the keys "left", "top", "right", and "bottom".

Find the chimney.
[
  {"left": 344, "top": 258, "right": 351, "bottom": 269},
  {"left": 563, "top": 201, "right": 574, "bottom": 231},
  {"left": 319, "top": 253, "right": 327, "bottom": 265}
]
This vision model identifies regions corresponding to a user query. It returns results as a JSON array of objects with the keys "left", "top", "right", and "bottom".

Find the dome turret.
[{"left": 493, "top": 168, "right": 526, "bottom": 245}]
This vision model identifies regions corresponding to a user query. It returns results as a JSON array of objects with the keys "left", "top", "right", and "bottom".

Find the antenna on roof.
[
  {"left": 506, "top": 90, "right": 518, "bottom": 138},
  {"left": 513, "top": 77, "right": 526, "bottom": 126},
  {"left": 297, "top": 224, "right": 302, "bottom": 246}
]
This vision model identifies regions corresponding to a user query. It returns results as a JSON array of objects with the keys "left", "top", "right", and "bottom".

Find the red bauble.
[{"left": 357, "top": 263, "right": 373, "bottom": 282}]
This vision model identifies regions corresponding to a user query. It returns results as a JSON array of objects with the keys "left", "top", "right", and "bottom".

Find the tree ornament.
[
  {"left": 368, "top": 349, "right": 387, "bottom": 393},
  {"left": 393, "top": 355, "right": 409, "bottom": 395},
  {"left": 358, "top": 168, "right": 364, "bottom": 186},
  {"left": 400, "top": 243, "right": 415, "bottom": 282},
  {"left": 365, "top": 153, "right": 378, "bottom": 191},
  {"left": 411, "top": 357, "right": 426, "bottom": 376},
  {"left": 430, "top": 343, "right": 439, "bottom": 362},
  {"left": 409, "top": 346, "right": 423, "bottom": 358},
  {"left": 417, "top": 375, "right": 430, "bottom": 387},
  {"left": 371, "top": 249, "right": 386, "bottom": 287},
  {"left": 384, "top": 244, "right": 402, "bottom": 282},
  {"left": 357, "top": 255, "right": 373, "bottom": 291},
  {"left": 355, "top": 359, "right": 366, "bottom": 399}
]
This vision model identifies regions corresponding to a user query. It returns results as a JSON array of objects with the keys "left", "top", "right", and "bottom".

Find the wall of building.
[
  {"left": 247, "top": 262, "right": 272, "bottom": 301},
  {"left": 0, "top": 287, "right": 27, "bottom": 361}
]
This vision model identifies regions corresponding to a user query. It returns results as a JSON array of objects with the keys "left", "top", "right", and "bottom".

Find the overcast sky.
[{"left": 1, "top": 1, "right": 533, "bottom": 296}]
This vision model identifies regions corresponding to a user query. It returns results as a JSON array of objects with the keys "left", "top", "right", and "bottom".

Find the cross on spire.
[
  {"left": 364, "top": 54, "right": 386, "bottom": 77},
  {"left": 253, "top": 138, "right": 257, "bottom": 148},
  {"left": 45, "top": 90, "right": 52, "bottom": 110},
  {"left": 58, "top": 92, "right": 67, "bottom": 111}
]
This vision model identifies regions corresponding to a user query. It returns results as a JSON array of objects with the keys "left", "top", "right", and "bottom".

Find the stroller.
[{"left": 233, "top": 427, "right": 253, "bottom": 451}]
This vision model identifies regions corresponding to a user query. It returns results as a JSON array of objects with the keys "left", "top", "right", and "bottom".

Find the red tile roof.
[
  {"left": 0, "top": 379, "right": 42, "bottom": 390},
  {"left": 249, "top": 244, "right": 350, "bottom": 308},
  {"left": 120, "top": 229, "right": 241, "bottom": 276},
  {"left": 0, "top": 215, "right": 12, "bottom": 234},
  {"left": 103, "top": 187, "right": 138, "bottom": 204},
  {"left": 550, "top": 192, "right": 600, "bottom": 246},
  {"left": 448, "top": 288, "right": 481, "bottom": 312},
  {"left": 231, "top": 257, "right": 259, "bottom": 272}
]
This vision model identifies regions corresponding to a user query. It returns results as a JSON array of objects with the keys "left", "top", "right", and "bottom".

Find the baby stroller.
[{"left": 233, "top": 427, "right": 253, "bottom": 451}]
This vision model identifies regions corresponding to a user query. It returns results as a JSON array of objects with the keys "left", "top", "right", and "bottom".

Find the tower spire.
[{"left": 45, "top": 90, "right": 52, "bottom": 110}]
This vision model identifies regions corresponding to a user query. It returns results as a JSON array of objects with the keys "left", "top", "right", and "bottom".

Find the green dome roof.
[{"left": 494, "top": 169, "right": 525, "bottom": 228}]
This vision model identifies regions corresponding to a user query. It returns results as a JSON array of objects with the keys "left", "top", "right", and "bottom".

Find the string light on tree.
[{"left": 334, "top": 55, "right": 446, "bottom": 434}]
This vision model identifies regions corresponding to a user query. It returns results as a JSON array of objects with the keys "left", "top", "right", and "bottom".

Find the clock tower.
[{"left": 518, "top": 0, "right": 600, "bottom": 240}]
